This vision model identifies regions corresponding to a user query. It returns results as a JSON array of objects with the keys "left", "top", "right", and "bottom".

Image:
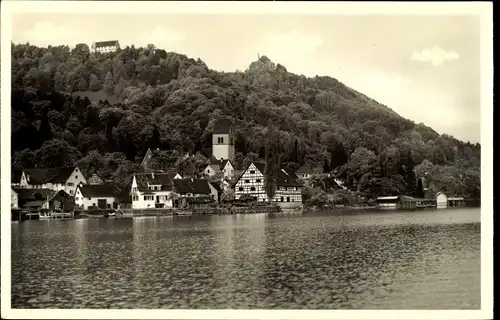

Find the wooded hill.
[{"left": 11, "top": 42, "right": 481, "bottom": 199}]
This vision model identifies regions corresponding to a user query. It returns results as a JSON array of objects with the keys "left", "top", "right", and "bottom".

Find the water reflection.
[{"left": 11, "top": 208, "right": 480, "bottom": 309}]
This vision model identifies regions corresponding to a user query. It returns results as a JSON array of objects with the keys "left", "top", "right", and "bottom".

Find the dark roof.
[
  {"left": 233, "top": 162, "right": 301, "bottom": 187},
  {"left": 95, "top": 40, "right": 120, "bottom": 47},
  {"left": 173, "top": 178, "right": 211, "bottom": 195},
  {"left": 23, "top": 167, "right": 76, "bottom": 184},
  {"left": 213, "top": 119, "right": 232, "bottom": 134},
  {"left": 78, "top": 184, "right": 115, "bottom": 197},
  {"left": 209, "top": 181, "right": 223, "bottom": 194},
  {"left": 13, "top": 188, "right": 56, "bottom": 201},
  {"left": 135, "top": 173, "right": 173, "bottom": 192},
  {"left": 210, "top": 159, "right": 232, "bottom": 170},
  {"left": 276, "top": 169, "right": 302, "bottom": 187}
]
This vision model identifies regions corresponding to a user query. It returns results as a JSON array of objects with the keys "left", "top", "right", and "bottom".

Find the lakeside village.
[{"left": 11, "top": 119, "right": 466, "bottom": 221}]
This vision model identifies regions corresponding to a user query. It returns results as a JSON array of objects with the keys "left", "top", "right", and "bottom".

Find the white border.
[{"left": 1, "top": 1, "right": 493, "bottom": 319}]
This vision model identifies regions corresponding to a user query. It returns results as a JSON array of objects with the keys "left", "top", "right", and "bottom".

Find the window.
[
  {"left": 245, "top": 179, "right": 250, "bottom": 183},
  {"left": 287, "top": 197, "right": 290, "bottom": 202},
  {"left": 92, "top": 203, "right": 96, "bottom": 206},
  {"left": 295, "top": 187, "right": 298, "bottom": 191},
  {"left": 133, "top": 195, "right": 139, "bottom": 201},
  {"left": 70, "top": 190, "right": 73, "bottom": 195},
  {"left": 207, "top": 169, "right": 210, "bottom": 173},
  {"left": 280, "top": 197, "right": 284, "bottom": 202},
  {"left": 144, "top": 195, "right": 154, "bottom": 201},
  {"left": 250, "top": 170, "right": 255, "bottom": 174},
  {"left": 250, "top": 187, "right": 255, "bottom": 191},
  {"left": 220, "top": 137, "right": 224, "bottom": 143},
  {"left": 75, "top": 175, "right": 78, "bottom": 179},
  {"left": 75, "top": 168, "right": 78, "bottom": 172},
  {"left": 88, "top": 197, "right": 91, "bottom": 200},
  {"left": 238, "top": 187, "right": 243, "bottom": 191},
  {"left": 256, "top": 179, "right": 261, "bottom": 183},
  {"left": 67, "top": 182, "right": 74, "bottom": 186}
]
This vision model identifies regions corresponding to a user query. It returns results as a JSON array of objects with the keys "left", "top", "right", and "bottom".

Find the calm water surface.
[{"left": 11, "top": 208, "right": 480, "bottom": 309}]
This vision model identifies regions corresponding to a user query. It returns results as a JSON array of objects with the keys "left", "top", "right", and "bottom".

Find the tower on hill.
[{"left": 212, "top": 119, "right": 235, "bottom": 161}]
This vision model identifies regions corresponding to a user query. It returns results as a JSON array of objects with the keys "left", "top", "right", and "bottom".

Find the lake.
[{"left": 11, "top": 208, "right": 480, "bottom": 309}]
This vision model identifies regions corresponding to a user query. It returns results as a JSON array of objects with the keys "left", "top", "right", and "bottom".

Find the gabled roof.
[
  {"left": 134, "top": 172, "right": 173, "bottom": 192},
  {"left": 78, "top": 184, "right": 115, "bottom": 198},
  {"left": 13, "top": 188, "right": 56, "bottom": 201},
  {"left": 276, "top": 169, "right": 302, "bottom": 187},
  {"left": 173, "top": 178, "right": 211, "bottom": 195},
  {"left": 95, "top": 40, "right": 120, "bottom": 47},
  {"left": 233, "top": 162, "right": 301, "bottom": 187},
  {"left": 210, "top": 159, "right": 232, "bottom": 170},
  {"left": 206, "top": 163, "right": 222, "bottom": 173},
  {"left": 23, "top": 167, "right": 77, "bottom": 185},
  {"left": 213, "top": 119, "right": 232, "bottom": 134}
]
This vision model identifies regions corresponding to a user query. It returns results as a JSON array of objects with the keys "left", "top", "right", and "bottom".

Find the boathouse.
[
  {"left": 436, "top": 192, "right": 448, "bottom": 209},
  {"left": 376, "top": 196, "right": 400, "bottom": 209}
]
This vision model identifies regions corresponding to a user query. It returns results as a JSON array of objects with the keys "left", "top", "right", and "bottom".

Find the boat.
[{"left": 39, "top": 212, "right": 51, "bottom": 220}]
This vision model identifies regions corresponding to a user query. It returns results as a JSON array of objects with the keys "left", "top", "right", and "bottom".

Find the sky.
[{"left": 10, "top": 11, "right": 483, "bottom": 143}]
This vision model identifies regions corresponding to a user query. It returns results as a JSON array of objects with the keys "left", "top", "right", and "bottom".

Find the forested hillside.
[{"left": 11, "top": 42, "right": 481, "bottom": 199}]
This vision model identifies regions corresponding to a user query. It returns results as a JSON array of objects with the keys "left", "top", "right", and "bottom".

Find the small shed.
[{"left": 436, "top": 192, "right": 448, "bottom": 209}]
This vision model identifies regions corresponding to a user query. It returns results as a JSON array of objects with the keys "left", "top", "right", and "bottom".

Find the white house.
[
  {"left": 19, "top": 166, "right": 87, "bottom": 196},
  {"left": 11, "top": 188, "right": 19, "bottom": 209},
  {"left": 75, "top": 184, "right": 117, "bottom": 210},
  {"left": 131, "top": 172, "right": 174, "bottom": 209},
  {"left": 203, "top": 159, "right": 235, "bottom": 181},
  {"left": 436, "top": 192, "right": 448, "bottom": 209},
  {"left": 233, "top": 162, "right": 303, "bottom": 208},
  {"left": 91, "top": 40, "right": 120, "bottom": 53}
]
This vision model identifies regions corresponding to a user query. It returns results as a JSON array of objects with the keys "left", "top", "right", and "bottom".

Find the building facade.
[
  {"left": 91, "top": 40, "right": 120, "bottom": 54},
  {"left": 75, "top": 184, "right": 117, "bottom": 210},
  {"left": 19, "top": 167, "right": 87, "bottom": 196},
  {"left": 436, "top": 192, "right": 448, "bottom": 209},
  {"left": 131, "top": 172, "right": 174, "bottom": 209},
  {"left": 203, "top": 159, "right": 235, "bottom": 181},
  {"left": 234, "top": 162, "right": 303, "bottom": 207},
  {"left": 212, "top": 119, "right": 235, "bottom": 161}
]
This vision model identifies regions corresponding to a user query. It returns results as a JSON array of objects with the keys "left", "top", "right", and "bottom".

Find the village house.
[
  {"left": 91, "top": 40, "right": 120, "bottom": 54},
  {"left": 212, "top": 119, "right": 235, "bottom": 162},
  {"left": 75, "top": 183, "right": 117, "bottom": 210},
  {"left": 131, "top": 172, "right": 175, "bottom": 209},
  {"left": 172, "top": 178, "right": 216, "bottom": 208},
  {"left": 233, "top": 162, "right": 303, "bottom": 208},
  {"left": 19, "top": 166, "right": 87, "bottom": 196},
  {"left": 203, "top": 159, "right": 235, "bottom": 181},
  {"left": 12, "top": 188, "right": 75, "bottom": 212}
]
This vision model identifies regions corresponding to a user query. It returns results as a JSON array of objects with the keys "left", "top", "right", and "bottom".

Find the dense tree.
[{"left": 264, "top": 120, "right": 280, "bottom": 202}]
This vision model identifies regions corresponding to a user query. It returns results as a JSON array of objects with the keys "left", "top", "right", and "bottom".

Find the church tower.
[{"left": 212, "top": 119, "right": 235, "bottom": 161}]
